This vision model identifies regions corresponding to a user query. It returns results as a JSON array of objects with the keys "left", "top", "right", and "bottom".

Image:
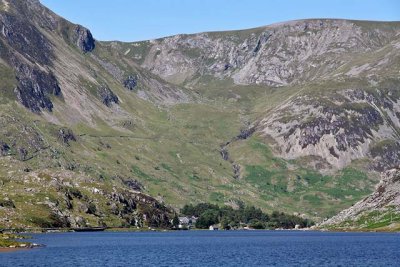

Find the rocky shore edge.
[{"left": 0, "top": 234, "right": 44, "bottom": 252}]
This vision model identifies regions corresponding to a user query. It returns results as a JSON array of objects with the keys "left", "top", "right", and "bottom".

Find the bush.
[
  {"left": 0, "top": 199, "right": 15, "bottom": 209},
  {"left": 87, "top": 203, "right": 97, "bottom": 215}
]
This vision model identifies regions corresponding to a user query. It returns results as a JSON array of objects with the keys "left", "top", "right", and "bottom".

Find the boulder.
[
  {"left": 123, "top": 75, "right": 137, "bottom": 90},
  {"left": 57, "top": 128, "right": 76, "bottom": 145},
  {"left": 97, "top": 84, "right": 119, "bottom": 107},
  {"left": 0, "top": 141, "right": 10, "bottom": 156}
]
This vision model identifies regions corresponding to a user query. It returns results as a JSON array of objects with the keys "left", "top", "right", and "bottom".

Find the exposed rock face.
[
  {"left": 237, "top": 126, "right": 256, "bottom": 140},
  {"left": 106, "top": 190, "right": 172, "bottom": 228},
  {"left": 0, "top": 13, "right": 53, "bottom": 65},
  {"left": 57, "top": 128, "right": 76, "bottom": 145},
  {"left": 73, "top": 25, "right": 95, "bottom": 53},
  {"left": 0, "top": 10, "right": 62, "bottom": 112},
  {"left": 14, "top": 63, "right": 61, "bottom": 112},
  {"left": 220, "top": 125, "right": 257, "bottom": 179},
  {"left": 123, "top": 75, "right": 137, "bottom": 90},
  {"left": 259, "top": 88, "right": 400, "bottom": 170},
  {"left": 135, "top": 20, "right": 399, "bottom": 86},
  {"left": 320, "top": 169, "right": 400, "bottom": 227},
  {"left": 370, "top": 141, "right": 400, "bottom": 171},
  {"left": 0, "top": 141, "right": 10, "bottom": 156},
  {"left": 123, "top": 179, "right": 143, "bottom": 191},
  {"left": 97, "top": 84, "right": 119, "bottom": 107}
]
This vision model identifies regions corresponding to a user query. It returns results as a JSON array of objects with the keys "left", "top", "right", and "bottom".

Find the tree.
[
  {"left": 172, "top": 215, "right": 180, "bottom": 229},
  {"left": 220, "top": 217, "right": 231, "bottom": 230},
  {"left": 196, "top": 210, "right": 219, "bottom": 229},
  {"left": 249, "top": 219, "right": 265, "bottom": 229}
]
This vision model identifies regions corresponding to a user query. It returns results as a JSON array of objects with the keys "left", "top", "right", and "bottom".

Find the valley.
[{"left": 0, "top": 0, "right": 400, "bottom": 230}]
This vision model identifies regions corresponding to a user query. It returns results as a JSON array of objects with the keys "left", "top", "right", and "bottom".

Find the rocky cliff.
[{"left": 259, "top": 87, "right": 400, "bottom": 171}]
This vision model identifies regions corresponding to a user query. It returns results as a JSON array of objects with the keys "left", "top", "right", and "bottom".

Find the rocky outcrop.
[
  {"left": 320, "top": 169, "right": 400, "bottom": 227},
  {"left": 219, "top": 124, "right": 257, "bottom": 179},
  {"left": 260, "top": 88, "right": 400, "bottom": 170},
  {"left": 0, "top": 115, "right": 48, "bottom": 161},
  {"left": 123, "top": 179, "right": 143, "bottom": 191},
  {"left": 97, "top": 84, "right": 119, "bottom": 107},
  {"left": 370, "top": 141, "right": 400, "bottom": 171},
  {"left": 57, "top": 128, "right": 76, "bottom": 145},
  {"left": 123, "top": 75, "right": 137, "bottom": 90},
  {"left": 14, "top": 63, "right": 61, "bottom": 112},
  {"left": 73, "top": 25, "right": 95, "bottom": 53},
  {"left": 0, "top": 11, "right": 62, "bottom": 112},
  {"left": 25, "top": 177, "right": 174, "bottom": 229},
  {"left": 0, "top": 13, "right": 53, "bottom": 65},
  {"left": 0, "top": 141, "right": 10, "bottom": 156},
  {"left": 1, "top": 0, "right": 400, "bottom": 230}
]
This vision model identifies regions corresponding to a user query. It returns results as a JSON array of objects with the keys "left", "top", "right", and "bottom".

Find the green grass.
[
  {"left": 228, "top": 136, "right": 376, "bottom": 219},
  {"left": 329, "top": 207, "right": 400, "bottom": 231},
  {"left": 0, "top": 64, "right": 17, "bottom": 104},
  {"left": 0, "top": 234, "right": 28, "bottom": 248}
]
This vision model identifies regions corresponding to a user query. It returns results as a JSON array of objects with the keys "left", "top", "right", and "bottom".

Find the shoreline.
[
  {"left": 0, "top": 243, "right": 44, "bottom": 252},
  {"left": 0, "top": 247, "right": 31, "bottom": 253},
  {"left": 2, "top": 226, "right": 400, "bottom": 235}
]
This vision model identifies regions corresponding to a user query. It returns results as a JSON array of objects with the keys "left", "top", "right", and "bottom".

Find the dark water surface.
[{"left": 0, "top": 231, "right": 399, "bottom": 266}]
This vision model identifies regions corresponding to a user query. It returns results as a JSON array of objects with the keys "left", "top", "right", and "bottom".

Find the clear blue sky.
[{"left": 40, "top": 0, "right": 400, "bottom": 42}]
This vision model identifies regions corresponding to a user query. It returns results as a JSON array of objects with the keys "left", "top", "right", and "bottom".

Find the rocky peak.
[{"left": 73, "top": 25, "right": 95, "bottom": 53}]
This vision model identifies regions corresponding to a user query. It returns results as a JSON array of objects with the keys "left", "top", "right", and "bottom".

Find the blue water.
[{"left": 0, "top": 231, "right": 399, "bottom": 266}]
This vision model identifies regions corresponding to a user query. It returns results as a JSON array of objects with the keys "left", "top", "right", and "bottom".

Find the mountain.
[
  {"left": 0, "top": 0, "right": 400, "bottom": 229},
  {"left": 127, "top": 19, "right": 400, "bottom": 171}
]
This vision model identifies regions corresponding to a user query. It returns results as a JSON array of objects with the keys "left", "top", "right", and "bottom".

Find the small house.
[
  {"left": 179, "top": 217, "right": 190, "bottom": 225},
  {"left": 209, "top": 224, "right": 219, "bottom": 231},
  {"left": 178, "top": 217, "right": 189, "bottom": 229}
]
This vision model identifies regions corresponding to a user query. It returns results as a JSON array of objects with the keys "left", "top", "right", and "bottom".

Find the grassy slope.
[
  {"left": 323, "top": 206, "right": 400, "bottom": 232},
  {"left": 0, "top": 68, "right": 379, "bottom": 226}
]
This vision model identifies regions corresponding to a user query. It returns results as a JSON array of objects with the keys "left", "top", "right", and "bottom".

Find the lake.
[{"left": 0, "top": 231, "right": 399, "bottom": 266}]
